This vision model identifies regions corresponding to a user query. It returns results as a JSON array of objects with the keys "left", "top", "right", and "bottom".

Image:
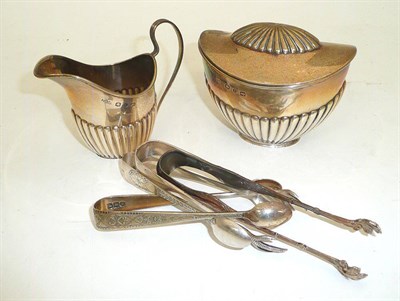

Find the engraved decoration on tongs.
[
  {"left": 93, "top": 194, "right": 286, "bottom": 253},
  {"left": 107, "top": 150, "right": 288, "bottom": 253},
  {"left": 131, "top": 141, "right": 291, "bottom": 252},
  {"left": 93, "top": 141, "right": 381, "bottom": 280}
]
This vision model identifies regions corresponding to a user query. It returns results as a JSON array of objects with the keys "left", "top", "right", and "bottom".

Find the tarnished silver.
[
  {"left": 95, "top": 201, "right": 291, "bottom": 229},
  {"left": 94, "top": 193, "right": 287, "bottom": 253},
  {"left": 91, "top": 141, "right": 382, "bottom": 279},
  {"left": 157, "top": 150, "right": 381, "bottom": 235},
  {"left": 198, "top": 22, "right": 356, "bottom": 147},
  {"left": 118, "top": 143, "right": 287, "bottom": 252},
  {"left": 154, "top": 148, "right": 380, "bottom": 280},
  {"left": 94, "top": 184, "right": 285, "bottom": 253},
  {"left": 136, "top": 141, "right": 380, "bottom": 279}
]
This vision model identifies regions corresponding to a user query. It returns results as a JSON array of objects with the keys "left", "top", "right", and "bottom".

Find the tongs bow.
[{"left": 93, "top": 141, "right": 380, "bottom": 280}]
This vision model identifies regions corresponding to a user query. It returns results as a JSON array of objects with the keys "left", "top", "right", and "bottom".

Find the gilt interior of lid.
[{"left": 198, "top": 23, "right": 357, "bottom": 86}]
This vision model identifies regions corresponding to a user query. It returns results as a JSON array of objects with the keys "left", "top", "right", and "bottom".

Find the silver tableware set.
[{"left": 34, "top": 19, "right": 380, "bottom": 280}]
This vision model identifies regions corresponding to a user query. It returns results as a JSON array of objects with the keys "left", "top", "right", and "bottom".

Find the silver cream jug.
[{"left": 34, "top": 19, "right": 183, "bottom": 158}]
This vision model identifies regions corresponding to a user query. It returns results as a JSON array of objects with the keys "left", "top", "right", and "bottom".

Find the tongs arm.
[
  {"left": 157, "top": 150, "right": 381, "bottom": 235},
  {"left": 156, "top": 150, "right": 370, "bottom": 280}
]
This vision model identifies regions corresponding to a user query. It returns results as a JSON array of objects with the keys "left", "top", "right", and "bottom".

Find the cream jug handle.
[{"left": 150, "top": 19, "right": 184, "bottom": 111}]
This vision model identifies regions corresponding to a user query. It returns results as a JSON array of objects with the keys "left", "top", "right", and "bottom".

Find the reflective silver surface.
[
  {"left": 34, "top": 19, "right": 184, "bottom": 158},
  {"left": 125, "top": 141, "right": 380, "bottom": 279}
]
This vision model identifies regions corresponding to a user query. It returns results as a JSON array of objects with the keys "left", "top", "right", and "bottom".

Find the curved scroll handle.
[{"left": 149, "top": 19, "right": 184, "bottom": 111}]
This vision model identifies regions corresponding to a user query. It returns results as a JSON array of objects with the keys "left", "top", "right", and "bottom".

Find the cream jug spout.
[{"left": 34, "top": 55, "right": 67, "bottom": 78}]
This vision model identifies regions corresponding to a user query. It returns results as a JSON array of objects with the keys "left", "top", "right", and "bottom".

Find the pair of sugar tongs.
[
  {"left": 94, "top": 141, "right": 380, "bottom": 279},
  {"left": 93, "top": 172, "right": 287, "bottom": 253},
  {"left": 156, "top": 149, "right": 381, "bottom": 280}
]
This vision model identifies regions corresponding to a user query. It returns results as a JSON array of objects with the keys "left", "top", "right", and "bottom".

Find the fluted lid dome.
[
  {"left": 231, "top": 23, "right": 320, "bottom": 54},
  {"left": 198, "top": 22, "right": 356, "bottom": 86}
]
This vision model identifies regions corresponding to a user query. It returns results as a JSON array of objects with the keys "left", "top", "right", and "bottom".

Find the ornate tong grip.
[
  {"left": 150, "top": 19, "right": 184, "bottom": 110},
  {"left": 94, "top": 195, "right": 171, "bottom": 230}
]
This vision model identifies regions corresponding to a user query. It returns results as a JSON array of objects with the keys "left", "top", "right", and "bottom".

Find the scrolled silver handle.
[{"left": 149, "top": 19, "right": 184, "bottom": 111}]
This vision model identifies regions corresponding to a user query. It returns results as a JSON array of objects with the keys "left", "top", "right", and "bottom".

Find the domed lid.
[{"left": 198, "top": 22, "right": 356, "bottom": 86}]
